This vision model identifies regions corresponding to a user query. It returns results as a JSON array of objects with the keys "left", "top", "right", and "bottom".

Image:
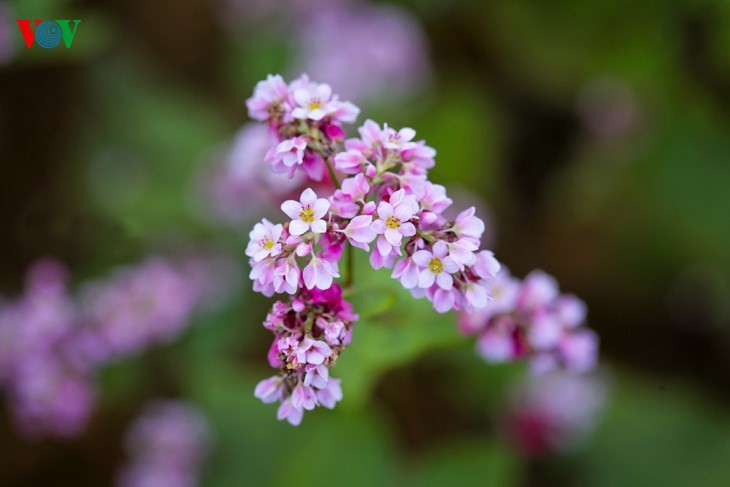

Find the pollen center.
[
  {"left": 262, "top": 238, "right": 275, "bottom": 250},
  {"left": 308, "top": 98, "right": 323, "bottom": 110},
  {"left": 385, "top": 216, "right": 401, "bottom": 230},
  {"left": 428, "top": 258, "right": 444, "bottom": 274},
  {"left": 300, "top": 206, "right": 315, "bottom": 223}
]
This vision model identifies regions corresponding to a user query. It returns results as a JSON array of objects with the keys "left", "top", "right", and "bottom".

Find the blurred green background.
[{"left": 2, "top": 0, "right": 730, "bottom": 485}]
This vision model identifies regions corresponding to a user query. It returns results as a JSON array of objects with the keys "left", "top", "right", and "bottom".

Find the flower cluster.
[
  {"left": 117, "top": 400, "right": 211, "bottom": 487},
  {"left": 0, "top": 255, "right": 232, "bottom": 438},
  {"left": 459, "top": 269, "right": 599, "bottom": 374},
  {"left": 254, "top": 285, "right": 353, "bottom": 425},
  {"left": 245, "top": 74, "right": 508, "bottom": 424},
  {"left": 0, "top": 260, "right": 93, "bottom": 438}
]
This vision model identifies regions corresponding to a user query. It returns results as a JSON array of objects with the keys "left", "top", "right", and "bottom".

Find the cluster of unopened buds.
[{"left": 246, "top": 74, "right": 599, "bottom": 425}]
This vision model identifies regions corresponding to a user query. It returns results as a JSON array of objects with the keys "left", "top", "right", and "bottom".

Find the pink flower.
[
  {"left": 277, "top": 398, "right": 304, "bottom": 426},
  {"left": 291, "top": 82, "right": 335, "bottom": 121},
  {"left": 413, "top": 241, "right": 459, "bottom": 290},
  {"left": 254, "top": 376, "right": 284, "bottom": 404},
  {"left": 383, "top": 124, "right": 417, "bottom": 151},
  {"left": 417, "top": 182, "right": 452, "bottom": 215},
  {"left": 430, "top": 287, "right": 457, "bottom": 313},
  {"left": 370, "top": 189, "right": 418, "bottom": 253},
  {"left": 266, "top": 136, "right": 308, "bottom": 174},
  {"left": 291, "top": 383, "right": 318, "bottom": 410},
  {"left": 555, "top": 295, "right": 587, "bottom": 328},
  {"left": 316, "top": 377, "right": 343, "bottom": 409},
  {"left": 477, "top": 320, "right": 518, "bottom": 363},
  {"left": 303, "top": 364, "right": 329, "bottom": 388},
  {"left": 334, "top": 148, "right": 368, "bottom": 174},
  {"left": 303, "top": 254, "right": 340, "bottom": 290},
  {"left": 447, "top": 239, "right": 478, "bottom": 269},
  {"left": 281, "top": 188, "right": 330, "bottom": 235},
  {"left": 391, "top": 256, "right": 421, "bottom": 289},
  {"left": 342, "top": 215, "right": 376, "bottom": 251},
  {"left": 245, "top": 219, "right": 283, "bottom": 262},
  {"left": 273, "top": 257, "right": 300, "bottom": 295},
  {"left": 473, "top": 250, "right": 501, "bottom": 280},
  {"left": 559, "top": 330, "right": 598, "bottom": 373},
  {"left": 296, "top": 337, "right": 332, "bottom": 365},
  {"left": 453, "top": 207, "right": 485, "bottom": 244},
  {"left": 517, "top": 270, "right": 559, "bottom": 313},
  {"left": 527, "top": 312, "right": 563, "bottom": 350},
  {"left": 461, "top": 282, "right": 490, "bottom": 311},
  {"left": 339, "top": 173, "right": 370, "bottom": 202},
  {"left": 246, "top": 74, "right": 290, "bottom": 121}
]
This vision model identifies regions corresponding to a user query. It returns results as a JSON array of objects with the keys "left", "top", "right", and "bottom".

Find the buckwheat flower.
[
  {"left": 316, "top": 377, "right": 343, "bottom": 409},
  {"left": 273, "top": 256, "right": 300, "bottom": 294},
  {"left": 296, "top": 337, "right": 332, "bottom": 365},
  {"left": 447, "top": 238, "right": 478, "bottom": 269},
  {"left": 559, "top": 330, "right": 598, "bottom": 373},
  {"left": 477, "top": 322, "right": 517, "bottom": 363},
  {"left": 417, "top": 182, "right": 452, "bottom": 217},
  {"left": 391, "top": 255, "right": 421, "bottom": 289},
  {"left": 340, "top": 173, "right": 370, "bottom": 202},
  {"left": 452, "top": 207, "right": 485, "bottom": 244},
  {"left": 371, "top": 189, "right": 418, "bottom": 252},
  {"left": 277, "top": 398, "right": 304, "bottom": 426},
  {"left": 328, "top": 100, "right": 360, "bottom": 124},
  {"left": 303, "top": 364, "right": 329, "bottom": 388},
  {"left": 527, "top": 312, "right": 563, "bottom": 350},
  {"left": 555, "top": 295, "right": 587, "bottom": 328},
  {"left": 413, "top": 241, "right": 459, "bottom": 290},
  {"left": 342, "top": 215, "right": 376, "bottom": 251},
  {"left": 266, "top": 136, "right": 308, "bottom": 174},
  {"left": 334, "top": 148, "right": 369, "bottom": 174},
  {"left": 473, "top": 250, "right": 502, "bottom": 280},
  {"left": 517, "top": 270, "right": 560, "bottom": 312},
  {"left": 254, "top": 376, "right": 285, "bottom": 404},
  {"left": 249, "top": 259, "right": 277, "bottom": 291},
  {"left": 383, "top": 124, "right": 417, "bottom": 151},
  {"left": 246, "top": 218, "right": 284, "bottom": 262},
  {"left": 303, "top": 254, "right": 340, "bottom": 290},
  {"left": 291, "top": 81, "right": 336, "bottom": 121},
  {"left": 430, "top": 287, "right": 458, "bottom": 313},
  {"left": 461, "top": 281, "right": 490, "bottom": 311},
  {"left": 401, "top": 140, "right": 437, "bottom": 174},
  {"left": 281, "top": 188, "right": 330, "bottom": 235},
  {"left": 246, "top": 74, "right": 290, "bottom": 122},
  {"left": 291, "top": 383, "right": 318, "bottom": 410},
  {"left": 320, "top": 320, "right": 345, "bottom": 346}
]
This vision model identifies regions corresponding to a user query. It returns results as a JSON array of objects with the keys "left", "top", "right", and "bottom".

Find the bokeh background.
[{"left": 2, "top": 0, "right": 730, "bottom": 485}]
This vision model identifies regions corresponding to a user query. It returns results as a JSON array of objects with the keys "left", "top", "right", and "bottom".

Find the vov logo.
[{"left": 16, "top": 20, "right": 81, "bottom": 49}]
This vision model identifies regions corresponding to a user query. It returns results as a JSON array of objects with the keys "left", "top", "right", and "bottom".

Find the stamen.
[
  {"left": 428, "top": 258, "right": 443, "bottom": 274},
  {"left": 300, "top": 207, "right": 315, "bottom": 223},
  {"left": 385, "top": 216, "right": 401, "bottom": 230}
]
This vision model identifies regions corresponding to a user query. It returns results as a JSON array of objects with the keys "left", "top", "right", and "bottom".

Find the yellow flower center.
[
  {"left": 385, "top": 216, "right": 401, "bottom": 230},
  {"left": 300, "top": 206, "right": 315, "bottom": 223},
  {"left": 428, "top": 258, "right": 444, "bottom": 274},
  {"left": 308, "top": 98, "right": 323, "bottom": 110},
  {"left": 262, "top": 238, "right": 275, "bottom": 250}
]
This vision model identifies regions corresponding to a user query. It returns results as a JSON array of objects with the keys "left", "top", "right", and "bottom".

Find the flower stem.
[
  {"left": 324, "top": 157, "right": 341, "bottom": 189},
  {"left": 345, "top": 243, "right": 354, "bottom": 289}
]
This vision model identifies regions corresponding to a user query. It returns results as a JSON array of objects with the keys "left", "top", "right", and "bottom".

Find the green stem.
[
  {"left": 345, "top": 243, "right": 354, "bottom": 290},
  {"left": 324, "top": 156, "right": 341, "bottom": 189}
]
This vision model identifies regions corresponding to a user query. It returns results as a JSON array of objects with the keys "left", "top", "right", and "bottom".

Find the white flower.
[{"left": 281, "top": 188, "right": 330, "bottom": 236}]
